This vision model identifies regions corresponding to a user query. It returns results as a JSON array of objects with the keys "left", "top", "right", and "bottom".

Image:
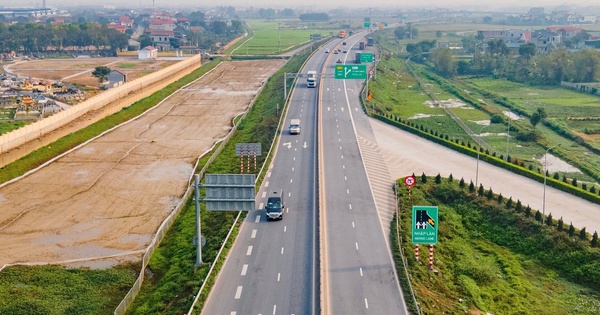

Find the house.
[
  {"left": 546, "top": 26, "right": 584, "bottom": 39},
  {"left": 107, "top": 69, "right": 127, "bottom": 85},
  {"left": 138, "top": 46, "right": 158, "bottom": 59},
  {"left": 107, "top": 22, "right": 127, "bottom": 33},
  {"left": 149, "top": 30, "right": 175, "bottom": 50},
  {"left": 531, "top": 29, "right": 561, "bottom": 53},
  {"left": 119, "top": 16, "right": 134, "bottom": 27}
]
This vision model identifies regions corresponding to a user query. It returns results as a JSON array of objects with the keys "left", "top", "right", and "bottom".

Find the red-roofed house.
[
  {"left": 119, "top": 16, "right": 134, "bottom": 27},
  {"left": 547, "top": 26, "right": 585, "bottom": 39},
  {"left": 191, "top": 26, "right": 203, "bottom": 32},
  {"left": 138, "top": 46, "right": 158, "bottom": 59},
  {"left": 107, "top": 22, "right": 127, "bottom": 33}
]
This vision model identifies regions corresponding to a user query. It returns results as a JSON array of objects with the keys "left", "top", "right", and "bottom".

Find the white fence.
[{"left": 0, "top": 55, "right": 201, "bottom": 154}]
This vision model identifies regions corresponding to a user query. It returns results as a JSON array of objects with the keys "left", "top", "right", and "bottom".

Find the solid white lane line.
[
  {"left": 360, "top": 267, "right": 363, "bottom": 276},
  {"left": 277, "top": 273, "right": 281, "bottom": 281},
  {"left": 255, "top": 215, "right": 260, "bottom": 223},
  {"left": 247, "top": 246, "right": 253, "bottom": 256},
  {"left": 241, "top": 264, "right": 248, "bottom": 276},
  {"left": 365, "top": 298, "right": 369, "bottom": 309},
  {"left": 281, "top": 247, "right": 284, "bottom": 255},
  {"left": 235, "top": 286, "right": 243, "bottom": 299},
  {"left": 262, "top": 192, "right": 267, "bottom": 198},
  {"left": 273, "top": 305, "right": 277, "bottom": 315},
  {"left": 355, "top": 242, "right": 359, "bottom": 250},
  {"left": 251, "top": 229, "right": 257, "bottom": 238}
]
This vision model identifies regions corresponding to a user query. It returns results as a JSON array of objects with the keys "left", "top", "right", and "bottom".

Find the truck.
[
  {"left": 359, "top": 42, "right": 365, "bottom": 50},
  {"left": 265, "top": 190, "right": 284, "bottom": 220},
  {"left": 339, "top": 30, "right": 346, "bottom": 38},
  {"left": 355, "top": 52, "right": 361, "bottom": 64},
  {"left": 367, "top": 37, "right": 374, "bottom": 46},
  {"left": 289, "top": 119, "right": 301, "bottom": 135},
  {"left": 306, "top": 70, "right": 317, "bottom": 88}
]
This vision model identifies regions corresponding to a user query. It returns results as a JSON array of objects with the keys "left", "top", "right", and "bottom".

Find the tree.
[
  {"left": 138, "top": 35, "right": 152, "bottom": 48},
  {"left": 592, "top": 231, "right": 599, "bottom": 247},
  {"left": 280, "top": 8, "right": 294, "bottom": 17},
  {"left": 258, "top": 8, "right": 277, "bottom": 20},
  {"left": 421, "top": 172, "right": 427, "bottom": 183},
  {"left": 394, "top": 27, "right": 406, "bottom": 39},
  {"left": 530, "top": 107, "right": 547, "bottom": 129},
  {"left": 519, "top": 43, "right": 536, "bottom": 60},
  {"left": 435, "top": 173, "right": 442, "bottom": 184},
  {"left": 580, "top": 227, "right": 587, "bottom": 240},
  {"left": 431, "top": 48, "right": 456, "bottom": 77},
  {"left": 568, "top": 223, "right": 575, "bottom": 236},
  {"left": 92, "top": 66, "right": 111, "bottom": 83},
  {"left": 436, "top": 30, "right": 442, "bottom": 38}
]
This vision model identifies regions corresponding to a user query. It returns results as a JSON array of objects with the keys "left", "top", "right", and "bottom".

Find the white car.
[{"left": 325, "top": 49, "right": 330, "bottom": 53}]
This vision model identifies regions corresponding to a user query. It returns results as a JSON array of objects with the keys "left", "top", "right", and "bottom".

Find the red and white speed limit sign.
[
  {"left": 404, "top": 175, "right": 416, "bottom": 187},
  {"left": 369, "top": 70, "right": 374, "bottom": 75}
]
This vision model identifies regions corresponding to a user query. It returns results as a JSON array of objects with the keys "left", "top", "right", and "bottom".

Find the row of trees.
[
  {"left": 422, "top": 38, "right": 600, "bottom": 85},
  {"left": 0, "top": 23, "right": 129, "bottom": 55}
]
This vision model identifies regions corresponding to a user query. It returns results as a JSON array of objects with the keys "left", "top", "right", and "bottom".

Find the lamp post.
[
  {"left": 475, "top": 124, "right": 490, "bottom": 188},
  {"left": 505, "top": 116, "right": 511, "bottom": 162},
  {"left": 542, "top": 144, "right": 560, "bottom": 225}
]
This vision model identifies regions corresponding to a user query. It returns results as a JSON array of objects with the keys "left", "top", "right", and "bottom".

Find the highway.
[
  {"left": 201, "top": 43, "right": 332, "bottom": 315},
  {"left": 319, "top": 37, "right": 407, "bottom": 314}
]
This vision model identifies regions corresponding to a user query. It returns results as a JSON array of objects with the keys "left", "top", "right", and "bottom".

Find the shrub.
[
  {"left": 435, "top": 173, "right": 442, "bottom": 184},
  {"left": 569, "top": 223, "right": 575, "bottom": 236},
  {"left": 557, "top": 217, "right": 564, "bottom": 231},
  {"left": 421, "top": 172, "right": 427, "bottom": 183},
  {"left": 592, "top": 232, "right": 599, "bottom": 248},
  {"left": 459, "top": 178, "right": 465, "bottom": 188},
  {"left": 486, "top": 187, "right": 494, "bottom": 200},
  {"left": 580, "top": 227, "right": 588, "bottom": 241}
]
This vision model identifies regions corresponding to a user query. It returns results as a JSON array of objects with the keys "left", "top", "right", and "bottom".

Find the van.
[
  {"left": 289, "top": 119, "right": 301, "bottom": 134},
  {"left": 265, "top": 190, "right": 284, "bottom": 220}
]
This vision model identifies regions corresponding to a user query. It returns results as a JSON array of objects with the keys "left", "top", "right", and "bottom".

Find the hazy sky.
[{"left": 1, "top": 0, "right": 597, "bottom": 11}]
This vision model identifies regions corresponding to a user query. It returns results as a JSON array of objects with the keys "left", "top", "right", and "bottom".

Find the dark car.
[{"left": 336, "top": 58, "right": 342, "bottom": 63}]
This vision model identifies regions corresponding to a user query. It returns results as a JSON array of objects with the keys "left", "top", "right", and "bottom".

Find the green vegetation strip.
[
  {"left": 393, "top": 175, "right": 600, "bottom": 314},
  {"left": 127, "top": 53, "right": 308, "bottom": 315},
  {"left": 0, "top": 60, "right": 220, "bottom": 185}
]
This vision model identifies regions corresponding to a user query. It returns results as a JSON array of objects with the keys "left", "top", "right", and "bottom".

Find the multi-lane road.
[{"left": 202, "top": 35, "right": 408, "bottom": 314}]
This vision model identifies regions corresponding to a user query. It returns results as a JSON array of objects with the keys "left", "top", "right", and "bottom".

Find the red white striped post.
[
  {"left": 247, "top": 150, "right": 250, "bottom": 173},
  {"left": 254, "top": 149, "right": 257, "bottom": 170},
  {"left": 415, "top": 245, "right": 419, "bottom": 261},
  {"left": 429, "top": 244, "right": 434, "bottom": 269},
  {"left": 240, "top": 148, "right": 245, "bottom": 174}
]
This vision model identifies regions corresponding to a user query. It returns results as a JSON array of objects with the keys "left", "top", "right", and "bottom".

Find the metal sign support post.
[{"left": 194, "top": 174, "right": 202, "bottom": 266}]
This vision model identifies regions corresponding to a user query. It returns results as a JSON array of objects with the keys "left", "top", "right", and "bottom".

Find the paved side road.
[{"left": 368, "top": 118, "right": 600, "bottom": 234}]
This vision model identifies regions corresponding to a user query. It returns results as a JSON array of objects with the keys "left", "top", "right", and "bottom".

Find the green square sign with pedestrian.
[{"left": 411, "top": 206, "right": 438, "bottom": 244}]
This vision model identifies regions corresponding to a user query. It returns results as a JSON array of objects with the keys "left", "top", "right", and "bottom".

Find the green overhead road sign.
[
  {"left": 411, "top": 206, "right": 438, "bottom": 244},
  {"left": 334, "top": 64, "right": 367, "bottom": 79},
  {"left": 360, "top": 52, "right": 374, "bottom": 63},
  {"left": 364, "top": 22, "right": 370, "bottom": 27}
]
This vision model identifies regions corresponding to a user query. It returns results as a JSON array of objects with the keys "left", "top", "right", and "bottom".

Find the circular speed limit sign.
[{"left": 404, "top": 175, "right": 416, "bottom": 187}]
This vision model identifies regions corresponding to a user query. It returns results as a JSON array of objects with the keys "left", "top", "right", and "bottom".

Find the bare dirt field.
[
  {"left": 6, "top": 57, "right": 179, "bottom": 88},
  {"left": 0, "top": 60, "right": 285, "bottom": 267}
]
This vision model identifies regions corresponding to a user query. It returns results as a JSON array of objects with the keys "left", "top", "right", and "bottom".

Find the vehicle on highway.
[
  {"left": 334, "top": 50, "right": 338, "bottom": 54},
  {"left": 343, "top": 50, "right": 347, "bottom": 53},
  {"left": 325, "top": 48, "right": 330, "bottom": 53},
  {"left": 306, "top": 70, "right": 317, "bottom": 88},
  {"left": 343, "top": 42, "right": 347, "bottom": 46},
  {"left": 336, "top": 58, "right": 342, "bottom": 64},
  {"left": 265, "top": 190, "right": 284, "bottom": 220},
  {"left": 289, "top": 119, "right": 301, "bottom": 135}
]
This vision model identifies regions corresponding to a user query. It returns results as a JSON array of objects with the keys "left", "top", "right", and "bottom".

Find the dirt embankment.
[{"left": 0, "top": 60, "right": 286, "bottom": 267}]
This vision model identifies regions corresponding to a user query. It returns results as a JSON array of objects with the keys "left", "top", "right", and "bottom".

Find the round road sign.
[
  {"left": 369, "top": 69, "right": 374, "bottom": 75},
  {"left": 404, "top": 175, "right": 416, "bottom": 187}
]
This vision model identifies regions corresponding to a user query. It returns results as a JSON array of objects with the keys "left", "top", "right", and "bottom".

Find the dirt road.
[{"left": 0, "top": 60, "right": 286, "bottom": 267}]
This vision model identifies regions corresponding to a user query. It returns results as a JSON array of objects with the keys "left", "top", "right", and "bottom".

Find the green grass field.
[
  {"left": 229, "top": 20, "right": 335, "bottom": 55},
  {"left": 393, "top": 178, "right": 600, "bottom": 315}
]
